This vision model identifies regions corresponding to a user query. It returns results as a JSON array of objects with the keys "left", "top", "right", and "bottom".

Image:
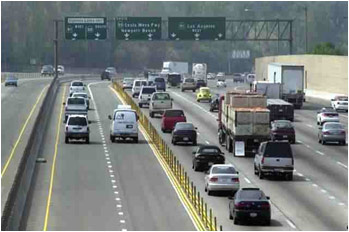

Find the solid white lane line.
[
  {"left": 312, "top": 184, "right": 318, "bottom": 187},
  {"left": 286, "top": 219, "right": 297, "bottom": 229},
  {"left": 337, "top": 161, "right": 348, "bottom": 169},
  {"left": 244, "top": 177, "right": 251, "bottom": 184},
  {"left": 306, "top": 124, "right": 314, "bottom": 128},
  {"left": 316, "top": 150, "right": 325, "bottom": 156},
  {"left": 121, "top": 229, "right": 127, "bottom": 231},
  {"left": 205, "top": 141, "right": 210, "bottom": 144}
]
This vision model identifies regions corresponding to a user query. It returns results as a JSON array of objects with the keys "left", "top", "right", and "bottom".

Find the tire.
[
  {"left": 192, "top": 89, "right": 195, "bottom": 92},
  {"left": 181, "top": 89, "right": 184, "bottom": 92},
  {"left": 193, "top": 140, "right": 197, "bottom": 146},
  {"left": 321, "top": 139, "right": 326, "bottom": 145},
  {"left": 229, "top": 211, "right": 233, "bottom": 220},
  {"left": 290, "top": 139, "right": 296, "bottom": 144},
  {"left": 286, "top": 173, "right": 293, "bottom": 181},
  {"left": 226, "top": 136, "right": 232, "bottom": 153},
  {"left": 204, "top": 185, "right": 207, "bottom": 192},
  {"left": 110, "top": 135, "right": 114, "bottom": 143},
  {"left": 341, "top": 140, "right": 346, "bottom": 145},
  {"left": 218, "top": 130, "right": 225, "bottom": 145},
  {"left": 263, "top": 219, "right": 271, "bottom": 226},
  {"left": 233, "top": 216, "right": 239, "bottom": 225},
  {"left": 149, "top": 111, "right": 154, "bottom": 118},
  {"left": 254, "top": 164, "right": 258, "bottom": 175},
  {"left": 86, "top": 137, "right": 90, "bottom": 144},
  {"left": 134, "top": 137, "right": 138, "bottom": 143},
  {"left": 65, "top": 137, "right": 69, "bottom": 144},
  {"left": 139, "top": 103, "right": 142, "bottom": 108},
  {"left": 207, "top": 189, "right": 212, "bottom": 196},
  {"left": 209, "top": 108, "right": 213, "bottom": 112},
  {"left": 161, "top": 127, "right": 165, "bottom": 133},
  {"left": 193, "top": 162, "right": 199, "bottom": 171},
  {"left": 259, "top": 167, "right": 264, "bottom": 179}
]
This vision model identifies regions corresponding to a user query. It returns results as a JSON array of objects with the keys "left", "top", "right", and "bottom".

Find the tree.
[{"left": 311, "top": 42, "right": 343, "bottom": 55}]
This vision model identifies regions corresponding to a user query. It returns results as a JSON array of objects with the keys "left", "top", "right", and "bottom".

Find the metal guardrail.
[{"left": 112, "top": 81, "right": 223, "bottom": 231}]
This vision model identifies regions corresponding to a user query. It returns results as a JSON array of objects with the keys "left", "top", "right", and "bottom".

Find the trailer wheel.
[
  {"left": 218, "top": 129, "right": 225, "bottom": 145},
  {"left": 226, "top": 136, "right": 232, "bottom": 153}
]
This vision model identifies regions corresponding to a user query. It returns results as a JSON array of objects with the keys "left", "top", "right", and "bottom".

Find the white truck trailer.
[
  {"left": 192, "top": 63, "right": 207, "bottom": 81},
  {"left": 268, "top": 63, "right": 305, "bottom": 109},
  {"left": 161, "top": 61, "right": 189, "bottom": 75}
]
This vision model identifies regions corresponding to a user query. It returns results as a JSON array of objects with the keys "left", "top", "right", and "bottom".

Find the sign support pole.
[{"left": 54, "top": 20, "right": 58, "bottom": 79}]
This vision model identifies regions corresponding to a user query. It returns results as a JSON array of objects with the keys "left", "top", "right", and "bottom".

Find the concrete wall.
[{"left": 255, "top": 55, "right": 348, "bottom": 96}]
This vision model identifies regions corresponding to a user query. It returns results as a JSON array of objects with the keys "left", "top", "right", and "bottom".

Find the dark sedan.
[
  {"left": 171, "top": 122, "right": 197, "bottom": 145},
  {"left": 196, "top": 79, "right": 207, "bottom": 89},
  {"left": 270, "top": 120, "right": 295, "bottom": 144},
  {"left": 192, "top": 145, "right": 225, "bottom": 171},
  {"left": 229, "top": 188, "right": 271, "bottom": 225},
  {"left": 4, "top": 76, "right": 18, "bottom": 87},
  {"left": 209, "top": 94, "right": 220, "bottom": 112}
]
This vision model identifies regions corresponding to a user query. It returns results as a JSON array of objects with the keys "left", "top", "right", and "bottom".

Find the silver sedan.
[
  {"left": 204, "top": 164, "right": 240, "bottom": 196},
  {"left": 318, "top": 122, "right": 346, "bottom": 145}
]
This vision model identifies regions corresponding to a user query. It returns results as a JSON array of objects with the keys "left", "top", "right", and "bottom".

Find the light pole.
[{"left": 304, "top": 5, "right": 308, "bottom": 53}]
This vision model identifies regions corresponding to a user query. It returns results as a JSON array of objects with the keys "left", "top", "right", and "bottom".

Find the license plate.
[
  {"left": 250, "top": 213, "right": 257, "bottom": 217},
  {"left": 183, "top": 137, "right": 189, "bottom": 141},
  {"left": 283, "top": 135, "right": 288, "bottom": 138},
  {"left": 208, "top": 162, "right": 214, "bottom": 166},
  {"left": 126, "top": 125, "right": 133, "bottom": 129}
]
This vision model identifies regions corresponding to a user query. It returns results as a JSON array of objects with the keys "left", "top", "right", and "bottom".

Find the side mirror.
[
  {"left": 88, "top": 120, "right": 92, "bottom": 124},
  {"left": 228, "top": 196, "right": 234, "bottom": 200},
  {"left": 195, "top": 127, "right": 198, "bottom": 130},
  {"left": 266, "top": 196, "right": 270, "bottom": 200},
  {"left": 63, "top": 102, "right": 66, "bottom": 105},
  {"left": 108, "top": 115, "right": 112, "bottom": 120},
  {"left": 236, "top": 171, "right": 239, "bottom": 174},
  {"left": 331, "top": 99, "right": 335, "bottom": 101},
  {"left": 192, "top": 151, "right": 196, "bottom": 154}
]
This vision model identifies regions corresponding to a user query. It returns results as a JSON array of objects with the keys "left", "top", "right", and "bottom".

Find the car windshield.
[
  {"left": 142, "top": 88, "right": 156, "bottom": 94},
  {"left": 324, "top": 123, "right": 344, "bottom": 130},
  {"left": 321, "top": 107, "right": 336, "bottom": 113},
  {"left": 135, "top": 81, "right": 147, "bottom": 86},
  {"left": 114, "top": 111, "right": 136, "bottom": 121},
  {"left": 338, "top": 97, "right": 348, "bottom": 101},
  {"left": 274, "top": 121, "right": 293, "bottom": 128},
  {"left": 264, "top": 143, "right": 292, "bottom": 158},
  {"left": 68, "top": 98, "right": 85, "bottom": 105},
  {"left": 185, "top": 79, "right": 194, "bottom": 83},
  {"left": 154, "top": 78, "right": 165, "bottom": 83},
  {"left": 72, "top": 82, "right": 83, "bottom": 87},
  {"left": 197, "top": 80, "right": 205, "bottom": 83},
  {"left": 239, "top": 190, "right": 265, "bottom": 200},
  {"left": 175, "top": 123, "right": 194, "bottom": 130},
  {"left": 43, "top": 65, "right": 53, "bottom": 70},
  {"left": 200, "top": 147, "right": 221, "bottom": 154},
  {"left": 124, "top": 78, "right": 134, "bottom": 83},
  {"left": 211, "top": 166, "right": 236, "bottom": 174},
  {"left": 68, "top": 117, "right": 87, "bottom": 126},
  {"left": 164, "top": 110, "right": 184, "bottom": 117},
  {"left": 153, "top": 93, "right": 170, "bottom": 100},
  {"left": 201, "top": 89, "right": 210, "bottom": 93},
  {"left": 218, "top": 79, "right": 225, "bottom": 82}
]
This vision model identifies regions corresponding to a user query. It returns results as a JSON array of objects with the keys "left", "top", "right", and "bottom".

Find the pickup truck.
[{"left": 64, "top": 97, "right": 88, "bottom": 123}]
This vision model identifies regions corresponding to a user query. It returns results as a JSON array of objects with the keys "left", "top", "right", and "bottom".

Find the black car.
[
  {"left": 101, "top": 71, "right": 111, "bottom": 80},
  {"left": 172, "top": 122, "right": 197, "bottom": 145},
  {"left": 209, "top": 94, "right": 220, "bottom": 112},
  {"left": 229, "top": 188, "right": 271, "bottom": 225},
  {"left": 196, "top": 79, "right": 207, "bottom": 89},
  {"left": 192, "top": 145, "right": 225, "bottom": 171},
  {"left": 270, "top": 120, "right": 295, "bottom": 144}
]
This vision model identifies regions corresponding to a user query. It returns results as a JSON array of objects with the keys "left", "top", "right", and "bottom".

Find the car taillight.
[
  {"left": 231, "top": 177, "right": 239, "bottom": 183},
  {"left": 323, "top": 131, "right": 331, "bottom": 135},
  {"left": 209, "top": 177, "right": 218, "bottom": 182},
  {"left": 235, "top": 202, "right": 247, "bottom": 209},
  {"left": 340, "top": 130, "right": 346, "bottom": 134},
  {"left": 260, "top": 202, "right": 270, "bottom": 209},
  {"left": 261, "top": 157, "right": 265, "bottom": 164}
]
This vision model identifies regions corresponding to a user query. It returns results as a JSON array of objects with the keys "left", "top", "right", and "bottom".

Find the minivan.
[
  {"left": 254, "top": 141, "right": 294, "bottom": 180},
  {"left": 109, "top": 105, "right": 139, "bottom": 143},
  {"left": 132, "top": 79, "right": 148, "bottom": 98}
]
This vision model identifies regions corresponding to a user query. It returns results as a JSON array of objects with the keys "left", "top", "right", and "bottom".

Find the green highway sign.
[
  {"left": 116, "top": 17, "right": 161, "bottom": 40},
  {"left": 65, "top": 17, "right": 107, "bottom": 40},
  {"left": 168, "top": 17, "right": 225, "bottom": 40}
]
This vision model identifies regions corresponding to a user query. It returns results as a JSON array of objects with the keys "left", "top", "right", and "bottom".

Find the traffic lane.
[
  {"left": 1, "top": 79, "right": 50, "bottom": 212},
  {"left": 124, "top": 89, "right": 294, "bottom": 231},
  {"left": 92, "top": 82, "right": 196, "bottom": 231},
  {"left": 166, "top": 88, "right": 348, "bottom": 230},
  {"left": 24, "top": 83, "right": 126, "bottom": 230}
]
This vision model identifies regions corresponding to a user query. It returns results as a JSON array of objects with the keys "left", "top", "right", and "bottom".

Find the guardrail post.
[
  {"left": 220, "top": 225, "right": 223, "bottom": 231},
  {"left": 204, "top": 203, "right": 208, "bottom": 229},
  {"left": 209, "top": 208, "right": 213, "bottom": 231},
  {"left": 197, "top": 192, "right": 201, "bottom": 214},
  {"left": 191, "top": 182, "right": 194, "bottom": 201},
  {"left": 193, "top": 186, "right": 197, "bottom": 209},
  {"left": 214, "top": 217, "right": 217, "bottom": 231}
]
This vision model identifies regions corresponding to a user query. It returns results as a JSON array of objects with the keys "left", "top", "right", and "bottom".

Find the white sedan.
[
  {"left": 216, "top": 79, "right": 226, "bottom": 88},
  {"left": 331, "top": 96, "right": 348, "bottom": 112},
  {"left": 204, "top": 164, "right": 240, "bottom": 195}
]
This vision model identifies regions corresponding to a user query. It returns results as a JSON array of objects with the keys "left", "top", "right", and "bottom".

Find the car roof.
[
  {"left": 199, "top": 145, "right": 220, "bottom": 149},
  {"left": 165, "top": 109, "right": 183, "bottom": 112},
  {"left": 117, "top": 105, "right": 132, "bottom": 109},
  {"left": 272, "top": 120, "right": 292, "bottom": 123},
  {"left": 200, "top": 87, "right": 210, "bottom": 90},
  {"left": 240, "top": 187, "right": 260, "bottom": 191},
  {"left": 71, "top": 80, "right": 83, "bottom": 83},
  {"left": 68, "top": 114, "right": 87, "bottom": 118}
]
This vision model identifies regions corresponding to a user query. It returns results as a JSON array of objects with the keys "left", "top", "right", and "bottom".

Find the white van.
[
  {"left": 132, "top": 79, "right": 148, "bottom": 98},
  {"left": 109, "top": 105, "right": 139, "bottom": 143}
]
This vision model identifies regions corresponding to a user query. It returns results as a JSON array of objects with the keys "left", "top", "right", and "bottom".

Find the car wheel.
[
  {"left": 192, "top": 89, "right": 195, "bottom": 92},
  {"left": 86, "top": 137, "right": 90, "bottom": 144},
  {"left": 341, "top": 140, "right": 346, "bottom": 145},
  {"left": 65, "top": 137, "right": 69, "bottom": 144},
  {"left": 286, "top": 173, "right": 293, "bottom": 181},
  {"left": 161, "top": 127, "right": 165, "bottom": 133},
  {"left": 254, "top": 164, "right": 258, "bottom": 175},
  {"left": 181, "top": 89, "right": 184, "bottom": 92},
  {"left": 321, "top": 139, "right": 326, "bottom": 145},
  {"left": 204, "top": 185, "right": 207, "bottom": 192},
  {"left": 259, "top": 167, "right": 264, "bottom": 179},
  {"left": 290, "top": 139, "right": 296, "bottom": 144},
  {"left": 229, "top": 211, "right": 233, "bottom": 220},
  {"left": 193, "top": 140, "right": 197, "bottom": 146},
  {"left": 139, "top": 103, "right": 142, "bottom": 108},
  {"left": 193, "top": 162, "right": 199, "bottom": 171},
  {"left": 110, "top": 135, "right": 114, "bottom": 143},
  {"left": 207, "top": 189, "right": 212, "bottom": 196},
  {"left": 233, "top": 216, "right": 239, "bottom": 225},
  {"left": 134, "top": 137, "right": 138, "bottom": 143},
  {"left": 149, "top": 111, "right": 153, "bottom": 118},
  {"left": 263, "top": 219, "right": 271, "bottom": 226}
]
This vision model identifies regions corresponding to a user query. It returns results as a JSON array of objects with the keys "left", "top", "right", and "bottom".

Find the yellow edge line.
[
  {"left": 43, "top": 85, "right": 66, "bottom": 231},
  {"left": 109, "top": 85, "right": 207, "bottom": 231},
  {"left": 1, "top": 84, "right": 49, "bottom": 177}
]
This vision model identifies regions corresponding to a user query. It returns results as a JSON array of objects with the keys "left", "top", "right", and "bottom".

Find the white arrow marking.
[
  {"left": 72, "top": 33, "right": 77, "bottom": 37},
  {"left": 148, "top": 33, "right": 153, "bottom": 38},
  {"left": 171, "top": 33, "right": 176, "bottom": 38},
  {"left": 95, "top": 32, "right": 100, "bottom": 37},
  {"left": 124, "top": 33, "right": 129, "bottom": 38},
  {"left": 194, "top": 33, "right": 200, "bottom": 37},
  {"left": 218, "top": 33, "right": 223, "bottom": 37}
]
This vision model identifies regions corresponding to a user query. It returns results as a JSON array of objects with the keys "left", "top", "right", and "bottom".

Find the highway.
[
  {"left": 1, "top": 78, "right": 51, "bottom": 212},
  {"left": 124, "top": 77, "right": 347, "bottom": 230},
  {"left": 9, "top": 76, "right": 348, "bottom": 231},
  {"left": 23, "top": 81, "right": 195, "bottom": 231}
]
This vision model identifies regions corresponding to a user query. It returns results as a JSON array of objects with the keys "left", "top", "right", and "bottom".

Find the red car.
[{"left": 161, "top": 109, "right": 186, "bottom": 133}]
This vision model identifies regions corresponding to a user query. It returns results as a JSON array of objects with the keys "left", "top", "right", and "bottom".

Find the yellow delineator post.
[{"left": 113, "top": 80, "right": 222, "bottom": 231}]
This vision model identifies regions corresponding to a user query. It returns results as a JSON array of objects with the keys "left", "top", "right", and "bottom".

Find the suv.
[
  {"left": 41, "top": 65, "right": 54, "bottom": 76},
  {"left": 331, "top": 96, "right": 348, "bottom": 112},
  {"left": 65, "top": 115, "right": 90, "bottom": 144},
  {"left": 254, "top": 141, "right": 294, "bottom": 180},
  {"left": 72, "top": 92, "right": 90, "bottom": 110},
  {"left": 149, "top": 92, "right": 173, "bottom": 118},
  {"left": 101, "top": 71, "right": 111, "bottom": 80},
  {"left": 196, "top": 79, "right": 207, "bottom": 89},
  {"left": 138, "top": 86, "right": 157, "bottom": 108},
  {"left": 181, "top": 78, "right": 196, "bottom": 92},
  {"left": 132, "top": 79, "right": 147, "bottom": 98},
  {"left": 69, "top": 80, "right": 85, "bottom": 96}
]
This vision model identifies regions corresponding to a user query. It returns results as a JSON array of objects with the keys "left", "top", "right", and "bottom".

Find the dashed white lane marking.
[
  {"left": 115, "top": 198, "right": 121, "bottom": 201},
  {"left": 116, "top": 204, "right": 122, "bottom": 208},
  {"left": 297, "top": 173, "right": 304, "bottom": 177},
  {"left": 306, "top": 124, "right": 314, "bottom": 128},
  {"left": 113, "top": 185, "right": 117, "bottom": 189},
  {"left": 109, "top": 170, "right": 113, "bottom": 173},
  {"left": 337, "top": 161, "right": 348, "bottom": 169},
  {"left": 297, "top": 140, "right": 303, "bottom": 144},
  {"left": 305, "top": 144, "right": 311, "bottom": 148},
  {"left": 286, "top": 219, "right": 297, "bottom": 229},
  {"left": 338, "top": 202, "right": 345, "bottom": 206},
  {"left": 305, "top": 178, "right": 311, "bottom": 181},
  {"left": 312, "top": 184, "right": 318, "bottom": 187},
  {"left": 106, "top": 157, "right": 110, "bottom": 160},
  {"left": 316, "top": 150, "right": 325, "bottom": 156},
  {"left": 321, "top": 189, "right": 327, "bottom": 193},
  {"left": 121, "top": 229, "right": 127, "bottom": 231},
  {"left": 118, "top": 212, "right": 124, "bottom": 215},
  {"left": 329, "top": 196, "right": 336, "bottom": 200},
  {"left": 105, "top": 153, "right": 109, "bottom": 157},
  {"left": 108, "top": 165, "right": 112, "bottom": 168},
  {"left": 205, "top": 141, "right": 210, "bottom": 144},
  {"left": 104, "top": 147, "right": 108, "bottom": 150},
  {"left": 111, "top": 179, "right": 116, "bottom": 183},
  {"left": 114, "top": 191, "right": 119, "bottom": 194},
  {"left": 110, "top": 174, "right": 114, "bottom": 178},
  {"left": 107, "top": 161, "right": 111, "bottom": 164},
  {"left": 120, "top": 220, "right": 126, "bottom": 223},
  {"left": 244, "top": 177, "right": 251, "bottom": 184}
]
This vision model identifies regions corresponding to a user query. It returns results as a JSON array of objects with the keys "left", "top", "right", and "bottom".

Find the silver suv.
[
  {"left": 254, "top": 141, "right": 294, "bottom": 181},
  {"left": 181, "top": 78, "right": 196, "bottom": 92},
  {"left": 65, "top": 115, "right": 90, "bottom": 144}
]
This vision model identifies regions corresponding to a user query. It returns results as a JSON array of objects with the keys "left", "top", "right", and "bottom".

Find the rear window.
[
  {"left": 185, "top": 79, "right": 194, "bottom": 83},
  {"left": 153, "top": 93, "right": 170, "bottom": 100},
  {"left": 68, "top": 117, "right": 87, "bottom": 126},
  {"left": 197, "top": 80, "right": 205, "bottom": 83},
  {"left": 338, "top": 97, "right": 348, "bottom": 101},
  {"left": 175, "top": 123, "right": 194, "bottom": 130},
  {"left": 114, "top": 111, "right": 136, "bottom": 121},
  {"left": 154, "top": 78, "right": 165, "bottom": 83},
  {"left": 200, "top": 147, "right": 221, "bottom": 154},
  {"left": 72, "top": 82, "right": 83, "bottom": 87},
  {"left": 211, "top": 166, "right": 236, "bottom": 174},
  {"left": 201, "top": 89, "right": 210, "bottom": 93},
  {"left": 274, "top": 121, "right": 293, "bottom": 128},
  {"left": 164, "top": 110, "right": 184, "bottom": 117},
  {"left": 142, "top": 87, "right": 156, "bottom": 94},
  {"left": 238, "top": 190, "right": 265, "bottom": 200},
  {"left": 264, "top": 143, "right": 292, "bottom": 158},
  {"left": 324, "top": 123, "right": 344, "bottom": 130},
  {"left": 68, "top": 98, "right": 85, "bottom": 105}
]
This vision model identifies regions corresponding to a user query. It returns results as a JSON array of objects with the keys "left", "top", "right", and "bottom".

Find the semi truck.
[
  {"left": 268, "top": 63, "right": 305, "bottom": 109},
  {"left": 218, "top": 91, "right": 270, "bottom": 157},
  {"left": 192, "top": 63, "right": 207, "bottom": 81},
  {"left": 161, "top": 61, "right": 189, "bottom": 75}
]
